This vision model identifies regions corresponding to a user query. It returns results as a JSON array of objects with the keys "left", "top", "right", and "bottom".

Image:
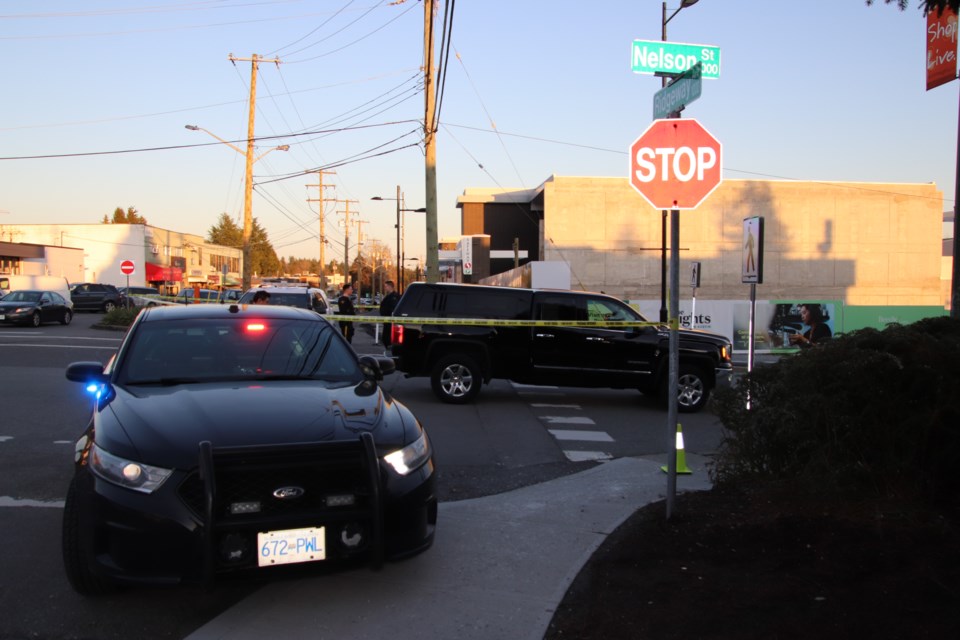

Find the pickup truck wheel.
[
  {"left": 660, "top": 365, "right": 710, "bottom": 413},
  {"left": 431, "top": 354, "right": 482, "bottom": 404}
]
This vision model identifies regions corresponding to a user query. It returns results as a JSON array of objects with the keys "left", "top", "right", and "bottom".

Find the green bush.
[
  {"left": 711, "top": 316, "right": 960, "bottom": 507},
  {"left": 100, "top": 305, "right": 142, "bottom": 327}
]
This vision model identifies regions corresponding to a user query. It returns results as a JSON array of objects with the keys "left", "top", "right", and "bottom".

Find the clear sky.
[{"left": 1, "top": 1, "right": 955, "bottom": 266}]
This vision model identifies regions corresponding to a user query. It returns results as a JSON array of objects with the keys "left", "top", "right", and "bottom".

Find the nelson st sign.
[{"left": 631, "top": 40, "right": 721, "bottom": 79}]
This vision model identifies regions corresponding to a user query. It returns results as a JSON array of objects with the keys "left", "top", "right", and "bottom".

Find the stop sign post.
[
  {"left": 120, "top": 260, "right": 135, "bottom": 306},
  {"left": 629, "top": 118, "right": 722, "bottom": 210},
  {"left": 629, "top": 118, "right": 722, "bottom": 519}
]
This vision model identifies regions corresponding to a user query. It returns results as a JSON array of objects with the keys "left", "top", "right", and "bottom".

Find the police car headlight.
[
  {"left": 383, "top": 433, "right": 431, "bottom": 476},
  {"left": 89, "top": 444, "right": 173, "bottom": 493}
]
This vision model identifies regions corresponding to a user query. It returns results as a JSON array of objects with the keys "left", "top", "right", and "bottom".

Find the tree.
[
  {"left": 207, "top": 213, "right": 279, "bottom": 279},
  {"left": 207, "top": 213, "right": 242, "bottom": 248},
  {"left": 866, "top": 0, "right": 960, "bottom": 14},
  {"left": 102, "top": 206, "right": 147, "bottom": 225}
]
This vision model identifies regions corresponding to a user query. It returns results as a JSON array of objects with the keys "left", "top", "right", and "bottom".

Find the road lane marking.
[
  {"left": 540, "top": 416, "right": 595, "bottom": 425},
  {"left": 0, "top": 344, "right": 118, "bottom": 349},
  {"left": 0, "top": 496, "right": 65, "bottom": 509},
  {"left": 530, "top": 403, "right": 581, "bottom": 409},
  {"left": 0, "top": 334, "right": 120, "bottom": 341},
  {"left": 0, "top": 436, "right": 12, "bottom": 443},
  {"left": 548, "top": 429, "right": 614, "bottom": 442},
  {"left": 563, "top": 450, "right": 613, "bottom": 462}
]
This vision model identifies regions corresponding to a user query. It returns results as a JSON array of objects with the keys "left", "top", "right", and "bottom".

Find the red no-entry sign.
[
  {"left": 629, "top": 118, "right": 722, "bottom": 210},
  {"left": 120, "top": 260, "right": 135, "bottom": 276}
]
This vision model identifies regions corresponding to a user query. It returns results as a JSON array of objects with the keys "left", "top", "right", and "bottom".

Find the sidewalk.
[{"left": 187, "top": 456, "right": 712, "bottom": 640}]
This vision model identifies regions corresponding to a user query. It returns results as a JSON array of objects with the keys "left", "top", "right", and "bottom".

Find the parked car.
[
  {"left": 118, "top": 286, "right": 160, "bottom": 297},
  {"left": 62, "top": 303, "right": 436, "bottom": 594},
  {"left": 389, "top": 282, "right": 734, "bottom": 412},
  {"left": 174, "top": 288, "right": 220, "bottom": 304},
  {"left": 70, "top": 283, "right": 126, "bottom": 313},
  {"left": 237, "top": 285, "right": 329, "bottom": 314},
  {"left": 0, "top": 289, "right": 73, "bottom": 327}
]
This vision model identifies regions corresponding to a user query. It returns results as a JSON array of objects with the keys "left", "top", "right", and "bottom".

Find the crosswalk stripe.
[
  {"left": 548, "top": 429, "right": 614, "bottom": 442},
  {"left": 563, "top": 450, "right": 613, "bottom": 462},
  {"left": 540, "top": 416, "right": 595, "bottom": 425}
]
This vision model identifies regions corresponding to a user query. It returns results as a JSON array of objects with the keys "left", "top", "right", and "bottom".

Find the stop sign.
[
  {"left": 120, "top": 259, "right": 135, "bottom": 275},
  {"left": 629, "top": 118, "right": 722, "bottom": 210}
]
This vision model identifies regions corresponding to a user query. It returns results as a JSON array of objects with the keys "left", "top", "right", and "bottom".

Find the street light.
[
  {"left": 404, "top": 257, "right": 421, "bottom": 284},
  {"left": 658, "top": 0, "right": 700, "bottom": 324},
  {"left": 371, "top": 188, "right": 426, "bottom": 290},
  {"left": 185, "top": 124, "right": 289, "bottom": 290}
]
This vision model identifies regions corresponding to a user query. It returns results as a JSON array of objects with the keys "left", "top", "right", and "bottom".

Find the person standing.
[
  {"left": 379, "top": 280, "right": 399, "bottom": 347},
  {"left": 337, "top": 283, "right": 356, "bottom": 343}
]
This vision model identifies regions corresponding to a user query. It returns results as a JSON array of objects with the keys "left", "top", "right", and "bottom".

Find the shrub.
[
  {"left": 101, "top": 305, "right": 142, "bottom": 327},
  {"left": 711, "top": 316, "right": 960, "bottom": 507}
]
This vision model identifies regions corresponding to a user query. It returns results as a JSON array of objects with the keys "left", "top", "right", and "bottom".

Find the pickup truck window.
[
  {"left": 586, "top": 298, "right": 634, "bottom": 322},
  {"left": 537, "top": 296, "right": 587, "bottom": 321}
]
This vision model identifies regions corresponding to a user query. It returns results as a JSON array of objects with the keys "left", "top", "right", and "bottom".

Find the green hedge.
[{"left": 712, "top": 316, "right": 960, "bottom": 507}]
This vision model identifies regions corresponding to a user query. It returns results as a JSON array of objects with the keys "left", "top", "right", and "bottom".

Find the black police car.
[{"left": 62, "top": 303, "right": 436, "bottom": 594}]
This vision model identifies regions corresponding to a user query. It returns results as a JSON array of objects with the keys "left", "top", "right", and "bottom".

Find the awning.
[{"left": 145, "top": 263, "right": 183, "bottom": 282}]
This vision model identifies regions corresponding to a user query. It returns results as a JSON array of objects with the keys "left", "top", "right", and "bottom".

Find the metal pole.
[
  {"left": 666, "top": 208, "right": 680, "bottom": 520},
  {"left": 395, "top": 185, "right": 402, "bottom": 287},
  {"left": 660, "top": 2, "right": 669, "bottom": 324}
]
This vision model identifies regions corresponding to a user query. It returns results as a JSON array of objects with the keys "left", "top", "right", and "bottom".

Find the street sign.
[
  {"left": 120, "top": 259, "right": 135, "bottom": 275},
  {"left": 629, "top": 118, "right": 722, "bottom": 210},
  {"left": 653, "top": 62, "right": 702, "bottom": 119},
  {"left": 631, "top": 40, "right": 720, "bottom": 79}
]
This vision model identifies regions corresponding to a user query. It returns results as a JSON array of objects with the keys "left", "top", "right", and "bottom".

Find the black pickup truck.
[{"left": 388, "top": 282, "right": 733, "bottom": 412}]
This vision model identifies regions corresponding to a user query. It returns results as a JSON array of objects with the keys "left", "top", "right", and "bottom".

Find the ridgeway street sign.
[
  {"left": 629, "top": 118, "right": 722, "bottom": 210},
  {"left": 653, "top": 62, "right": 702, "bottom": 119},
  {"left": 631, "top": 40, "right": 721, "bottom": 79}
]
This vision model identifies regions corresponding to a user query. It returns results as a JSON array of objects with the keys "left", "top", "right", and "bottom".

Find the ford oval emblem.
[{"left": 272, "top": 486, "right": 305, "bottom": 500}]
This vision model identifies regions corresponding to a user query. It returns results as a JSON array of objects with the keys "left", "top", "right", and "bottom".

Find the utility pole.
[
  {"left": 354, "top": 218, "right": 369, "bottom": 290},
  {"left": 337, "top": 199, "right": 359, "bottom": 286},
  {"left": 228, "top": 53, "right": 281, "bottom": 291},
  {"left": 423, "top": 0, "right": 439, "bottom": 283},
  {"left": 306, "top": 170, "right": 336, "bottom": 288}
]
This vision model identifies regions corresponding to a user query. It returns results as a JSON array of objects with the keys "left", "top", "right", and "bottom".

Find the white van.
[{"left": 0, "top": 274, "right": 72, "bottom": 301}]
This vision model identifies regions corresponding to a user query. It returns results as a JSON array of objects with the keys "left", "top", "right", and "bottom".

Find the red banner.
[{"left": 927, "top": 7, "right": 958, "bottom": 91}]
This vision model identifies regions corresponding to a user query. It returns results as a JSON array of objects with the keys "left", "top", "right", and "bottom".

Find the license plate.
[
  {"left": 257, "top": 526, "right": 325, "bottom": 567},
  {"left": 0, "top": 315, "right": 5, "bottom": 320}
]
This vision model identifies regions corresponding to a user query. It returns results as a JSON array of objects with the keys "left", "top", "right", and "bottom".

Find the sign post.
[
  {"left": 120, "top": 260, "right": 135, "bottom": 306},
  {"left": 629, "top": 119, "right": 722, "bottom": 518}
]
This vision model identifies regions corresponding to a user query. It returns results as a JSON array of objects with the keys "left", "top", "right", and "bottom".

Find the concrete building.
[
  {"left": 0, "top": 223, "right": 241, "bottom": 293},
  {"left": 459, "top": 176, "right": 948, "bottom": 309}
]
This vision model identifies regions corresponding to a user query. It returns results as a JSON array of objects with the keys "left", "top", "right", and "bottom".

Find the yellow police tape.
[
  {"left": 323, "top": 314, "right": 667, "bottom": 329},
  {"left": 130, "top": 296, "right": 678, "bottom": 329}
]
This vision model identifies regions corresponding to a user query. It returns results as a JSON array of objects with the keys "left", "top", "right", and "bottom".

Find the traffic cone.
[{"left": 661, "top": 423, "right": 693, "bottom": 474}]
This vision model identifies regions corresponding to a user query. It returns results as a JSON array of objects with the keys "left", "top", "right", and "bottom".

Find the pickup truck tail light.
[{"left": 391, "top": 324, "right": 404, "bottom": 345}]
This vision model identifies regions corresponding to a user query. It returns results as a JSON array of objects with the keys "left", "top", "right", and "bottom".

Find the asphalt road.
[{"left": 0, "top": 311, "right": 725, "bottom": 639}]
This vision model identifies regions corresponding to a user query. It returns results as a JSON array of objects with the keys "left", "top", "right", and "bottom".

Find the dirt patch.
[{"left": 545, "top": 485, "right": 960, "bottom": 640}]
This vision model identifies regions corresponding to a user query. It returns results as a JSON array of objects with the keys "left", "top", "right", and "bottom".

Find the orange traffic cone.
[{"left": 661, "top": 423, "right": 693, "bottom": 474}]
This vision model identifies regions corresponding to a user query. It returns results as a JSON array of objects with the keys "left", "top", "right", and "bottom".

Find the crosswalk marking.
[
  {"left": 564, "top": 450, "right": 613, "bottom": 462},
  {"left": 540, "top": 416, "right": 595, "bottom": 425},
  {"left": 548, "top": 429, "right": 614, "bottom": 442}
]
